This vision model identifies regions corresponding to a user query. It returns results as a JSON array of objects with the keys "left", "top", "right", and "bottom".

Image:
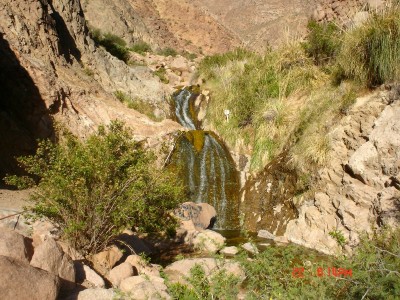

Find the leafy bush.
[
  {"left": 90, "top": 28, "right": 130, "bottom": 63},
  {"left": 130, "top": 41, "right": 152, "bottom": 55},
  {"left": 5, "top": 122, "right": 183, "bottom": 255},
  {"left": 337, "top": 6, "right": 400, "bottom": 86},
  {"left": 302, "top": 20, "right": 342, "bottom": 66},
  {"left": 158, "top": 47, "right": 178, "bottom": 57}
]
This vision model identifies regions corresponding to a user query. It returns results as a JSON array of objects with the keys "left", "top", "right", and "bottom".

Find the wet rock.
[
  {"left": 30, "top": 237, "right": 76, "bottom": 291},
  {"left": 0, "top": 227, "right": 30, "bottom": 263},
  {"left": 175, "top": 202, "right": 217, "bottom": 230},
  {"left": 119, "top": 275, "right": 170, "bottom": 300},
  {"left": 192, "top": 229, "right": 225, "bottom": 253},
  {"left": 0, "top": 255, "right": 60, "bottom": 300}
]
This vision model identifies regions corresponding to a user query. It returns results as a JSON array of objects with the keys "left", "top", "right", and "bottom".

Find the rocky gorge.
[{"left": 1, "top": 0, "right": 400, "bottom": 299}]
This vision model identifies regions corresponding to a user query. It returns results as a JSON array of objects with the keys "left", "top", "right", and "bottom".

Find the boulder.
[
  {"left": 274, "top": 236, "right": 289, "bottom": 244},
  {"left": 30, "top": 237, "right": 75, "bottom": 290},
  {"left": 257, "top": 229, "right": 275, "bottom": 240},
  {"left": 192, "top": 230, "right": 225, "bottom": 253},
  {"left": 125, "top": 254, "right": 160, "bottom": 277},
  {"left": 106, "top": 262, "right": 134, "bottom": 287},
  {"left": 175, "top": 202, "right": 217, "bottom": 230},
  {"left": 91, "top": 245, "right": 123, "bottom": 275},
  {"left": 220, "top": 246, "right": 239, "bottom": 256},
  {"left": 65, "top": 288, "right": 114, "bottom": 300},
  {"left": 242, "top": 242, "right": 259, "bottom": 254},
  {"left": 170, "top": 56, "right": 189, "bottom": 72},
  {"left": 0, "top": 227, "right": 30, "bottom": 263},
  {"left": 164, "top": 258, "right": 245, "bottom": 284},
  {"left": 75, "top": 262, "right": 105, "bottom": 288},
  {"left": 119, "top": 275, "right": 170, "bottom": 300},
  {"left": 0, "top": 255, "right": 60, "bottom": 300}
]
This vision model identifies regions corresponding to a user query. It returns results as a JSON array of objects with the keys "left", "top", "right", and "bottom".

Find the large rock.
[
  {"left": 65, "top": 288, "right": 114, "bottom": 300},
  {"left": 75, "top": 262, "right": 105, "bottom": 288},
  {"left": 30, "top": 237, "right": 75, "bottom": 290},
  {"left": 175, "top": 202, "right": 217, "bottom": 230},
  {"left": 192, "top": 230, "right": 225, "bottom": 253},
  {"left": 220, "top": 246, "right": 239, "bottom": 256},
  {"left": 164, "top": 258, "right": 244, "bottom": 284},
  {"left": 91, "top": 245, "right": 123, "bottom": 275},
  {"left": 119, "top": 275, "right": 170, "bottom": 300},
  {"left": 106, "top": 262, "right": 134, "bottom": 287},
  {"left": 257, "top": 229, "right": 275, "bottom": 240},
  {"left": 0, "top": 227, "right": 30, "bottom": 263},
  {"left": 125, "top": 254, "right": 160, "bottom": 277},
  {"left": 0, "top": 255, "right": 60, "bottom": 300}
]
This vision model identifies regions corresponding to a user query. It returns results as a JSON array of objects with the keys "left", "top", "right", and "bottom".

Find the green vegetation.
[
  {"left": 197, "top": 5, "right": 400, "bottom": 175},
  {"left": 329, "top": 230, "right": 346, "bottom": 247},
  {"left": 302, "top": 20, "right": 342, "bottom": 66},
  {"left": 167, "top": 227, "right": 400, "bottom": 299},
  {"left": 154, "top": 67, "right": 169, "bottom": 84},
  {"left": 130, "top": 41, "right": 152, "bottom": 55},
  {"left": 5, "top": 122, "right": 183, "bottom": 255},
  {"left": 337, "top": 6, "right": 400, "bottom": 86},
  {"left": 158, "top": 47, "right": 178, "bottom": 57},
  {"left": 114, "top": 90, "right": 163, "bottom": 121},
  {"left": 90, "top": 28, "right": 130, "bottom": 63}
]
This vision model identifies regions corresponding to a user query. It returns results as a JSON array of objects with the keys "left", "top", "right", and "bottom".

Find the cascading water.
[{"left": 170, "top": 88, "right": 240, "bottom": 229}]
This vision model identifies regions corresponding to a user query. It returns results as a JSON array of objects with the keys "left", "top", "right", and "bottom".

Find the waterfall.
[{"left": 170, "top": 87, "right": 240, "bottom": 229}]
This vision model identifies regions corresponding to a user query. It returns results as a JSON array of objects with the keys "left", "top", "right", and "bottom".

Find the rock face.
[
  {"left": 0, "top": 255, "right": 60, "bottom": 300},
  {"left": 285, "top": 87, "right": 400, "bottom": 254},
  {"left": 312, "top": 0, "right": 389, "bottom": 27},
  {"left": 30, "top": 237, "right": 76, "bottom": 290},
  {"left": 0, "top": 0, "right": 182, "bottom": 179},
  {"left": 0, "top": 227, "right": 30, "bottom": 263},
  {"left": 82, "top": 0, "right": 241, "bottom": 55}
]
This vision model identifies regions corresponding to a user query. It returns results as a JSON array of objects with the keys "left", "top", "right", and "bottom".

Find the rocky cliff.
[
  {"left": 82, "top": 0, "right": 242, "bottom": 55},
  {"left": 285, "top": 86, "right": 400, "bottom": 254},
  {"left": 0, "top": 0, "right": 181, "bottom": 179}
]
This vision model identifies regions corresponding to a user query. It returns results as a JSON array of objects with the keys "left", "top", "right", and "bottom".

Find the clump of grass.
[
  {"left": 130, "top": 41, "right": 152, "bottom": 55},
  {"left": 337, "top": 6, "right": 400, "bottom": 86},
  {"left": 158, "top": 47, "right": 178, "bottom": 57},
  {"left": 114, "top": 90, "right": 162, "bottom": 121},
  {"left": 302, "top": 20, "right": 342, "bottom": 66},
  {"left": 199, "top": 43, "right": 326, "bottom": 171}
]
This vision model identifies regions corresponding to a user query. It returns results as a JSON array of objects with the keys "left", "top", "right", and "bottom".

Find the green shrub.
[
  {"left": 114, "top": 90, "right": 162, "bottom": 121},
  {"left": 302, "top": 20, "right": 342, "bottom": 66},
  {"left": 167, "top": 227, "right": 400, "bottom": 299},
  {"left": 130, "top": 41, "right": 152, "bottom": 55},
  {"left": 154, "top": 67, "right": 169, "bottom": 84},
  {"left": 90, "top": 28, "right": 130, "bottom": 63},
  {"left": 337, "top": 6, "right": 400, "bottom": 86},
  {"left": 158, "top": 47, "right": 178, "bottom": 57},
  {"left": 5, "top": 122, "right": 183, "bottom": 255}
]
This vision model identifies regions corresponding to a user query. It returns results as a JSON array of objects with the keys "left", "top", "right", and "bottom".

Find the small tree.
[{"left": 5, "top": 121, "right": 183, "bottom": 255}]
